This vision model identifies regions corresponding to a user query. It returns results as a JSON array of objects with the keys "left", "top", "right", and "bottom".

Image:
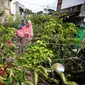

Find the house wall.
[
  {"left": 0, "top": 0, "right": 4, "bottom": 23},
  {"left": 4, "top": 0, "right": 11, "bottom": 16},
  {"left": 0, "top": 0, "right": 11, "bottom": 24},
  {"left": 10, "top": 0, "right": 16, "bottom": 15},
  {"left": 11, "top": 1, "right": 25, "bottom": 15},
  {"left": 0, "top": 0, "right": 25, "bottom": 24},
  {"left": 0, "top": 0, "right": 4, "bottom": 14}
]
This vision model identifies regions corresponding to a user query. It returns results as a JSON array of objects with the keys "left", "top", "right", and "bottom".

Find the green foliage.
[
  {"left": 37, "top": 11, "right": 43, "bottom": 14},
  {"left": 0, "top": 26, "right": 16, "bottom": 59},
  {"left": 3, "top": 15, "right": 23, "bottom": 28},
  {"left": 15, "top": 40, "right": 54, "bottom": 66},
  {"left": 0, "top": 26, "right": 15, "bottom": 43},
  {"left": 30, "top": 14, "right": 79, "bottom": 58},
  {"left": 0, "top": 14, "right": 79, "bottom": 85},
  {"left": 24, "top": 8, "right": 33, "bottom": 15}
]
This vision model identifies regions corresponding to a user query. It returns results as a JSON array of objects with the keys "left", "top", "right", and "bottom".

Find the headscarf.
[{"left": 16, "top": 20, "right": 33, "bottom": 40}]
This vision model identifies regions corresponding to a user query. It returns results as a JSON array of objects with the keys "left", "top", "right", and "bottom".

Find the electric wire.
[
  {"left": 49, "top": 0, "right": 57, "bottom": 9},
  {"left": 17, "top": 0, "right": 57, "bottom": 9}
]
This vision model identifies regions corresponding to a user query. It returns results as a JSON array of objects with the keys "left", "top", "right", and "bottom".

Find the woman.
[{"left": 16, "top": 20, "right": 33, "bottom": 53}]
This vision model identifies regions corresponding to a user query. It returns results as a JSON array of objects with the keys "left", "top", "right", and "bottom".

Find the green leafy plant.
[{"left": 0, "top": 14, "right": 80, "bottom": 85}]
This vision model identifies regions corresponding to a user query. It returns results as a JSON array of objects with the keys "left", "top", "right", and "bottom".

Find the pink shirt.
[{"left": 17, "top": 23, "right": 33, "bottom": 40}]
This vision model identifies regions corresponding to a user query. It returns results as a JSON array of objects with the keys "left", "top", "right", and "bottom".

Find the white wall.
[
  {"left": 61, "top": 0, "right": 85, "bottom": 9},
  {"left": 10, "top": 0, "right": 16, "bottom": 15}
]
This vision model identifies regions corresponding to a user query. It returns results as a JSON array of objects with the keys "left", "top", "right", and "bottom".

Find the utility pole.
[{"left": 57, "top": 0, "right": 63, "bottom": 11}]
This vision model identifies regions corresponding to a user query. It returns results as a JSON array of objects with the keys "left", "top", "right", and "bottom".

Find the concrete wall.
[
  {"left": 10, "top": 0, "right": 16, "bottom": 15},
  {"left": 0, "top": 0, "right": 11, "bottom": 24},
  {"left": 0, "top": 0, "right": 5, "bottom": 23},
  {"left": 4, "top": 0, "right": 11, "bottom": 16},
  {"left": 0, "top": 0, "right": 4, "bottom": 14},
  {"left": 0, "top": 0, "right": 24, "bottom": 24},
  {"left": 11, "top": 1, "right": 25, "bottom": 15}
]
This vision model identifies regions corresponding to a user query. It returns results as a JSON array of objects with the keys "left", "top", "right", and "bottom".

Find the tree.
[
  {"left": 37, "top": 11, "right": 43, "bottom": 14},
  {"left": 44, "top": 8, "right": 55, "bottom": 14},
  {"left": 48, "top": 9, "right": 55, "bottom": 14},
  {"left": 24, "top": 8, "right": 33, "bottom": 15}
]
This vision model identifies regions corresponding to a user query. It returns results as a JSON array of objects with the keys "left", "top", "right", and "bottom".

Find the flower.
[
  {"left": 10, "top": 64, "right": 14, "bottom": 68},
  {"left": 0, "top": 50, "right": 3, "bottom": 52},
  {"left": 0, "top": 82, "right": 3, "bottom": 85},
  {"left": 0, "top": 69, "right": 6, "bottom": 77},
  {"left": 7, "top": 40, "right": 11, "bottom": 46}
]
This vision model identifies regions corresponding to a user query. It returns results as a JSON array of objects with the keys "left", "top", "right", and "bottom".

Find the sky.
[
  {"left": 62, "top": 0, "right": 85, "bottom": 9},
  {"left": 16, "top": 0, "right": 58, "bottom": 13},
  {"left": 16, "top": 0, "right": 85, "bottom": 13}
]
